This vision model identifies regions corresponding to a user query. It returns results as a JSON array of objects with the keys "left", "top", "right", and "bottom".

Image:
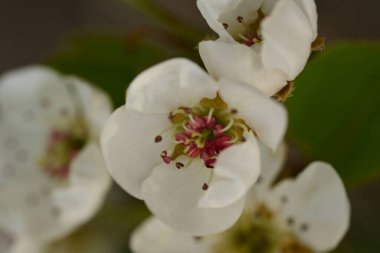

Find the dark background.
[
  {"left": 1, "top": 0, "right": 379, "bottom": 252},
  {"left": 1, "top": 0, "right": 379, "bottom": 72}
]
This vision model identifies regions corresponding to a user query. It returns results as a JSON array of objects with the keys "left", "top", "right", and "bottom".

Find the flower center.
[
  {"left": 221, "top": 9, "right": 266, "bottom": 47},
  {"left": 211, "top": 205, "right": 314, "bottom": 253},
  {"left": 40, "top": 120, "right": 87, "bottom": 180},
  {"left": 156, "top": 95, "right": 248, "bottom": 170}
]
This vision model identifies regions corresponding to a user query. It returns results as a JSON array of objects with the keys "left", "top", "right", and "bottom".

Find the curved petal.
[
  {"left": 130, "top": 217, "right": 212, "bottom": 253},
  {"left": 0, "top": 66, "right": 76, "bottom": 130},
  {"left": 51, "top": 142, "right": 111, "bottom": 238},
  {"left": 261, "top": 0, "right": 280, "bottom": 14},
  {"left": 66, "top": 77, "right": 112, "bottom": 137},
  {"left": 196, "top": 0, "right": 238, "bottom": 40},
  {"left": 267, "top": 162, "right": 350, "bottom": 252},
  {"left": 218, "top": 79, "right": 287, "bottom": 151},
  {"left": 199, "top": 41, "right": 287, "bottom": 96},
  {"left": 0, "top": 145, "right": 110, "bottom": 243},
  {"left": 261, "top": 0, "right": 314, "bottom": 80},
  {"left": 198, "top": 133, "right": 260, "bottom": 208},
  {"left": 101, "top": 107, "right": 172, "bottom": 199},
  {"left": 141, "top": 159, "right": 246, "bottom": 236},
  {"left": 293, "top": 0, "right": 318, "bottom": 38},
  {"left": 256, "top": 142, "right": 287, "bottom": 193},
  {"left": 126, "top": 58, "right": 218, "bottom": 114},
  {"left": 244, "top": 142, "right": 286, "bottom": 211},
  {"left": 0, "top": 177, "right": 66, "bottom": 242}
]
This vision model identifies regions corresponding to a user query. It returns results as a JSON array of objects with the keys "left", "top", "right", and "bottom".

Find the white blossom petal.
[
  {"left": 196, "top": 0, "right": 237, "bottom": 40},
  {"left": 293, "top": 0, "right": 318, "bottom": 38},
  {"left": 51, "top": 142, "right": 111, "bottom": 238},
  {"left": 261, "top": 0, "right": 280, "bottom": 13},
  {"left": 0, "top": 144, "right": 110, "bottom": 243},
  {"left": 130, "top": 217, "right": 211, "bottom": 253},
  {"left": 267, "top": 162, "right": 350, "bottom": 252},
  {"left": 198, "top": 133, "right": 260, "bottom": 208},
  {"left": 141, "top": 159, "right": 246, "bottom": 236},
  {"left": 0, "top": 66, "right": 75, "bottom": 136},
  {"left": 261, "top": 0, "right": 314, "bottom": 80},
  {"left": 66, "top": 77, "right": 112, "bottom": 137},
  {"left": 218, "top": 79, "right": 287, "bottom": 151},
  {"left": 101, "top": 107, "right": 172, "bottom": 199},
  {"left": 244, "top": 142, "right": 286, "bottom": 211},
  {"left": 126, "top": 58, "right": 218, "bottom": 114},
  {"left": 258, "top": 142, "right": 287, "bottom": 189},
  {"left": 199, "top": 41, "right": 287, "bottom": 96}
]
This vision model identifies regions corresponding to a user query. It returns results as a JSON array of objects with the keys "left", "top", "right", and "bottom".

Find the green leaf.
[
  {"left": 287, "top": 43, "right": 380, "bottom": 187},
  {"left": 45, "top": 33, "right": 168, "bottom": 107}
]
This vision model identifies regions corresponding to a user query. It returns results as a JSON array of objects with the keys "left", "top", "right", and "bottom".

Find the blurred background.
[
  {"left": 1, "top": 0, "right": 379, "bottom": 72},
  {"left": 1, "top": 0, "right": 379, "bottom": 252}
]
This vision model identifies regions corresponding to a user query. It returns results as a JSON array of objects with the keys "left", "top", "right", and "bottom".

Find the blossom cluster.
[
  {"left": 100, "top": 0, "right": 350, "bottom": 252},
  {"left": 0, "top": 0, "right": 351, "bottom": 252}
]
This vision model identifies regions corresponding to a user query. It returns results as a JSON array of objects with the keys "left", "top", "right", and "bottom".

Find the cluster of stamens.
[
  {"left": 40, "top": 121, "right": 87, "bottom": 180},
  {"left": 155, "top": 96, "right": 248, "bottom": 190},
  {"left": 174, "top": 110, "right": 234, "bottom": 168},
  {"left": 222, "top": 11, "right": 265, "bottom": 47}
]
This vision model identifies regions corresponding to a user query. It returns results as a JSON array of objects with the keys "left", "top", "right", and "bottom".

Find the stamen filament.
[
  {"left": 227, "top": 131, "right": 240, "bottom": 144},
  {"left": 238, "top": 33, "right": 249, "bottom": 41},
  {"left": 188, "top": 114, "right": 198, "bottom": 126},
  {"left": 207, "top": 108, "right": 214, "bottom": 123},
  {"left": 182, "top": 121, "right": 193, "bottom": 133},
  {"left": 234, "top": 121, "right": 249, "bottom": 133},
  {"left": 221, "top": 118, "right": 235, "bottom": 133}
]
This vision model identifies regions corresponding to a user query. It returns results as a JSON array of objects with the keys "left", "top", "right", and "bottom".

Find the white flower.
[
  {"left": 197, "top": 0, "right": 318, "bottom": 96},
  {"left": 0, "top": 66, "right": 112, "bottom": 250},
  {"left": 101, "top": 58, "right": 287, "bottom": 235},
  {"left": 130, "top": 145, "right": 350, "bottom": 253}
]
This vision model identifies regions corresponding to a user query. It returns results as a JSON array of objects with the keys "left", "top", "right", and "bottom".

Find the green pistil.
[{"left": 192, "top": 129, "right": 212, "bottom": 148}]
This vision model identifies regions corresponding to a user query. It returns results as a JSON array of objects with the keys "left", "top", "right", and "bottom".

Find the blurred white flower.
[
  {"left": 130, "top": 145, "right": 350, "bottom": 253},
  {"left": 0, "top": 66, "right": 112, "bottom": 251},
  {"left": 101, "top": 58, "right": 287, "bottom": 235},
  {"left": 197, "top": 0, "right": 318, "bottom": 96}
]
